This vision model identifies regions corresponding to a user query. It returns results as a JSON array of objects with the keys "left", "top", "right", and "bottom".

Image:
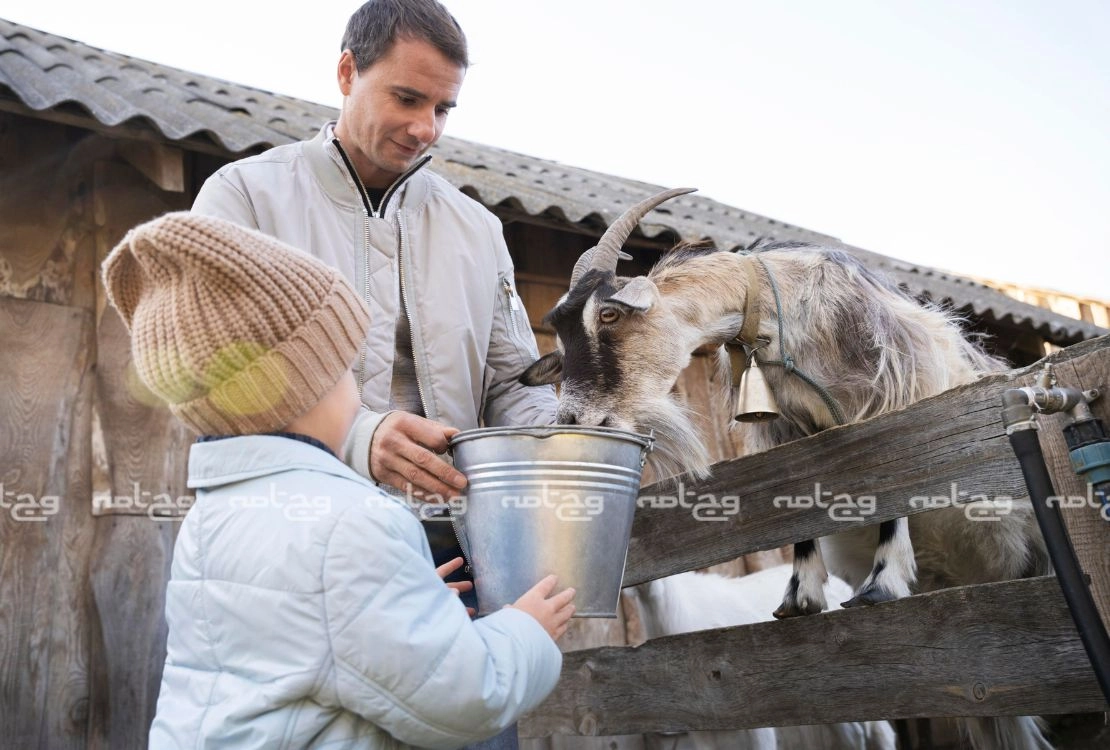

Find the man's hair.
[{"left": 342, "top": 0, "right": 469, "bottom": 71}]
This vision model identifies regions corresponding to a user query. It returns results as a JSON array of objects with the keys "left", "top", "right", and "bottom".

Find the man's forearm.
[{"left": 342, "top": 406, "right": 394, "bottom": 481}]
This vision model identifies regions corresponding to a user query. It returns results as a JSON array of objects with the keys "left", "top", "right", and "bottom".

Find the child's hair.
[{"left": 102, "top": 212, "right": 369, "bottom": 434}]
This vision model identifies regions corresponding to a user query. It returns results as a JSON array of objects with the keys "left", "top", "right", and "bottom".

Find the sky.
[{"left": 5, "top": 0, "right": 1108, "bottom": 301}]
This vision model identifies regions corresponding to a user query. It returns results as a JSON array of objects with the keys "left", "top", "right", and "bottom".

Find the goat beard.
[{"left": 634, "top": 398, "right": 713, "bottom": 482}]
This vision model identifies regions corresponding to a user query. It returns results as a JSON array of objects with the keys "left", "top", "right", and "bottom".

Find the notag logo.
[{"left": 0, "top": 484, "right": 61, "bottom": 522}]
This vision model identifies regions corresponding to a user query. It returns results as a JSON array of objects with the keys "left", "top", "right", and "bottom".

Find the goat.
[
  {"left": 521, "top": 188, "right": 1053, "bottom": 750},
  {"left": 626, "top": 566, "right": 898, "bottom": 750}
]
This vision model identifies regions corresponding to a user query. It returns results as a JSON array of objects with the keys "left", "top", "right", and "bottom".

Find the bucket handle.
[{"left": 640, "top": 429, "right": 655, "bottom": 468}]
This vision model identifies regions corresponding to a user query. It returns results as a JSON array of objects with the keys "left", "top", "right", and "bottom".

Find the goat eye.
[{"left": 598, "top": 307, "right": 621, "bottom": 325}]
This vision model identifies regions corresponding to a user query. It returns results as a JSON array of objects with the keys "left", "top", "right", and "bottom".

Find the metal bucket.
[{"left": 448, "top": 426, "right": 653, "bottom": 617}]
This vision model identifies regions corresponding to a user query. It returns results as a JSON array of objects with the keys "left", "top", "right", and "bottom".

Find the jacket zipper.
[
  {"left": 379, "top": 154, "right": 432, "bottom": 217},
  {"left": 330, "top": 138, "right": 431, "bottom": 396},
  {"left": 502, "top": 277, "right": 521, "bottom": 339},
  {"left": 397, "top": 215, "right": 430, "bottom": 419},
  {"left": 359, "top": 211, "right": 371, "bottom": 391},
  {"left": 331, "top": 137, "right": 432, "bottom": 219},
  {"left": 331, "top": 138, "right": 376, "bottom": 217}
]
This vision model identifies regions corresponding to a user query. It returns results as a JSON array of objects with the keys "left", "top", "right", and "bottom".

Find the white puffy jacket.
[{"left": 148, "top": 436, "right": 562, "bottom": 749}]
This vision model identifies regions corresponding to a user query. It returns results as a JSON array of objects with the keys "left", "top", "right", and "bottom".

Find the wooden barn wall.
[{"left": 0, "top": 112, "right": 191, "bottom": 748}]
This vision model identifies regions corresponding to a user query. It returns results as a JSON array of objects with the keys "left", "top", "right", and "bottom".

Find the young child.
[{"left": 102, "top": 212, "right": 575, "bottom": 749}]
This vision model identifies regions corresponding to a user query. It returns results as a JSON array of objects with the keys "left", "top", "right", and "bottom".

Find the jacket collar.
[
  {"left": 187, "top": 434, "right": 371, "bottom": 490},
  {"left": 306, "top": 123, "right": 431, "bottom": 216}
]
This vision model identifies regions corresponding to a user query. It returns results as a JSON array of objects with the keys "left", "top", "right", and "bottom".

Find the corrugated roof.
[{"left": 1, "top": 16, "right": 1104, "bottom": 345}]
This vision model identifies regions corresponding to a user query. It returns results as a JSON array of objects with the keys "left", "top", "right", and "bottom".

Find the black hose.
[{"left": 1009, "top": 428, "right": 1110, "bottom": 703}]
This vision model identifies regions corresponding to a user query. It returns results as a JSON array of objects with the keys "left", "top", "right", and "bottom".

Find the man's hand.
[{"left": 370, "top": 411, "right": 467, "bottom": 500}]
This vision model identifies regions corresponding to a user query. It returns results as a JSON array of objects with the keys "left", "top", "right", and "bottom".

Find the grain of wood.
[
  {"left": 0, "top": 297, "right": 95, "bottom": 748},
  {"left": 84, "top": 159, "right": 190, "bottom": 748},
  {"left": 86, "top": 517, "right": 179, "bottom": 750},
  {"left": 0, "top": 115, "right": 100, "bottom": 306},
  {"left": 522, "top": 576, "right": 1105, "bottom": 737},
  {"left": 1027, "top": 341, "right": 1110, "bottom": 640},
  {"left": 90, "top": 161, "right": 192, "bottom": 518},
  {"left": 624, "top": 336, "right": 1110, "bottom": 587}
]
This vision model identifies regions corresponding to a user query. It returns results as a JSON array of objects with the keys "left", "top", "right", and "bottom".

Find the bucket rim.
[{"left": 448, "top": 425, "right": 653, "bottom": 450}]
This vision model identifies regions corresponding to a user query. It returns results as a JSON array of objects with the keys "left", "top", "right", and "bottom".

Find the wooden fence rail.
[
  {"left": 523, "top": 576, "right": 1104, "bottom": 737},
  {"left": 624, "top": 334, "right": 1110, "bottom": 587}
]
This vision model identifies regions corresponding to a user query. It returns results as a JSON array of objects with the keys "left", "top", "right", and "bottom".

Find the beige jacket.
[{"left": 193, "top": 124, "right": 556, "bottom": 479}]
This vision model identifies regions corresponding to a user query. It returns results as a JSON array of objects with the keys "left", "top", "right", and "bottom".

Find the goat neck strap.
[
  {"left": 728, "top": 342, "right": 748, "bottom": 386},
  {"left": 724, "top": 257, "right": 765, "bottom": 386},
  {"left": 731, "top": 253, "right": 849, "bottom": 427},
  {"left": 726, "top": 256, "right": 765, "bottom": 385},
  {"left": 737, "top": 256, "right": 763, "bottom": 347}
]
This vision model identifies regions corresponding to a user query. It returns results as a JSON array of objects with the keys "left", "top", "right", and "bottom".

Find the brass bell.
[{"left": 735, "top": 355, "right": 780, "bottom": 422}]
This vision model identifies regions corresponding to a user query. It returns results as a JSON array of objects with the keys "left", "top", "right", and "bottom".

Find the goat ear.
[
  {"left": 606, "top": 276, "right": 657, "bottom": 312},
  {"left": 519, "top": 351, "right": 563, "bottom": 386}
]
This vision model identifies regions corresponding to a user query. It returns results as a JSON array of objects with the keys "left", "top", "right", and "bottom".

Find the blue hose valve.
[{"left": 1063, "top": 417, "right": 1110, "bottom": 521}]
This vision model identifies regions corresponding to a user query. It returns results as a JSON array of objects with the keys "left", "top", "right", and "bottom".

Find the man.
[
  {"left": 193, "top": 5, "right": 556, "bottom": 745},
  {"left": 194, "top": 2, "right": 554, "bottom": 505}
]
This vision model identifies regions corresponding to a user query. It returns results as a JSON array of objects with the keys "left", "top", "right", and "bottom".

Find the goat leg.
[
  {"left": 842, "top": 517, "right": 916, "bottom": 608},
  {"left": 773, "top": 539, "right": 829, "bottom": 618}
]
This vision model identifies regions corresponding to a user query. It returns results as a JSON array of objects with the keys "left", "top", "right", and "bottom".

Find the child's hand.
[
  {"left": 436, "top": 556, "right": 476, "bottom": 617},
  {"left": 508, "top": 575, "right": 576, "bottom": 641}
]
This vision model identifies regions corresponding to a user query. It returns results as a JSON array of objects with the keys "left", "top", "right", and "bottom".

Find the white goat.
[
  {"left": 522, "top": 188, "right": 1054, "bottom": 750},
  {"left": 626, "top": 566, "right": 897, "bottom": 750}
]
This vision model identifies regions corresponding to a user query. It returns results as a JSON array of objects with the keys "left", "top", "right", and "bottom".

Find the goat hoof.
[
  {"left": 772, "top": 600, "right": 825, "bottom": 619},
  {"left": 841, "top": 584, "right": 899, "bottom": 608}
]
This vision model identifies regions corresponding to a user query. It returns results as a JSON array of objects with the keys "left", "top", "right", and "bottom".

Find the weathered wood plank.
[
  {"left": 522, "top": 733, "right": 645, "bottom": 750},
  {"left": 47, "top": 306, "right": 98, "bottom": 750},
  {"left": 90, "top": 303, "right": 193, "bottom": 518},
  {"left": 84, "top": 161, "right": 191, "bottom": 749},
  {"left": 0, "top": 114, "right": 100, "bottom": 307},
  {"left": 521, "top": 576, "right": 1105, "bottom": 738},
  {"left": 90, "top": 160, "right": 193, "bottom": 518},
  {"left": 1031, "top": 341, "right": 1110, "bottom": 634},
  {"left": 624, "top": 335, "right": 1110, "bottom": 587},
  {"left": 86, "top": 518, "right": 179, "bottom": 750},
  {"left": 521, "top": 591, "right": 647, "bottom": 750},
  {"left": 118, "top": 141, "right": 185, "bottom": 193},
  {"left": 0, "top": 296, "right": 96, "bottom": 748},
  {"left": 516, "top": 271, "right": 573, "bottom": 332}
]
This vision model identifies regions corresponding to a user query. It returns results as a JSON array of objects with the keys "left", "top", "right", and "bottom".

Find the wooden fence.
[{"left": 521, "top": 334, "right": 1110, "bottom": 739}]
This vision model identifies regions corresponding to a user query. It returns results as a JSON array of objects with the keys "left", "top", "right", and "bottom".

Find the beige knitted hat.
[{"left": 102, "top": 212, "right": 370, "bottom": 435}]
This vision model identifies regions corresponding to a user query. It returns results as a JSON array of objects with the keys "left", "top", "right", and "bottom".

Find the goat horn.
[
  {"left": 591, "top": 187, "right": 696, "bottom": 273},
  {"left": 568, "top": 187, "right": 697, "bottom": 288},
  {"left": 572, "top": 246, "right": 639, "bottom": 289}
]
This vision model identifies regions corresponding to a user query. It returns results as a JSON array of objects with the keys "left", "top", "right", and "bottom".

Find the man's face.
[{"left": 334, "top": 38, "right": 465, "bottom": 189}]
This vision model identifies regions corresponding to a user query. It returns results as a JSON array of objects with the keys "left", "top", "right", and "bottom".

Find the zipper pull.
[{"left": 503, "top": 278, "right": 522, "bottom": 312}]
